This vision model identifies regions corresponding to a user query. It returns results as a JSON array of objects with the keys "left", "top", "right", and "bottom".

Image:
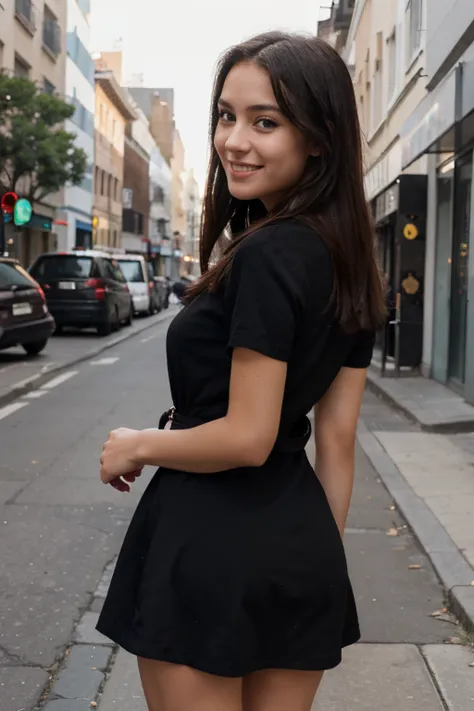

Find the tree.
[{"left": 0, "top": 72, "right": 88, "bottom": 203}]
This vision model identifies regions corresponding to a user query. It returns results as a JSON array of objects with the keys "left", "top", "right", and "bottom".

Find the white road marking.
[
  {"left": 42, "top": 371, "right": 78, "bottom": 390},
  {"left": 23, "top": 390, "right": 48, "bottom": 399},
  {"left": 90, "top": 357, "right": 119, "bottom": 365},
  {"left": 0, "top": 402, "right": 28, "bottom": 421},
  {"left": 141, "top": 334, "right": 157, "bottom": 343},
  {"left": 11, "top": 374, "right": 41, "bottom": 390}
]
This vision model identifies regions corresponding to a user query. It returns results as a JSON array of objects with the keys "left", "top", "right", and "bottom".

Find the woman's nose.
[{"left": 225, "top": 124, "right": 251, "bottom": 154}]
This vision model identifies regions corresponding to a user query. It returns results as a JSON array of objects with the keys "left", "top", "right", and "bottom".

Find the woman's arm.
[
  {"left": 313, "top": 367, "right": 367, "bottom": 537},
  {"left": 100, "top": 347, "right": 287, "bottom": 482}
]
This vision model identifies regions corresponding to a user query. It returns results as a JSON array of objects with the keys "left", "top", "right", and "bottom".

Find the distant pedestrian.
[{"left": 98, "top": 32, "right": 386, "bottom": 711}]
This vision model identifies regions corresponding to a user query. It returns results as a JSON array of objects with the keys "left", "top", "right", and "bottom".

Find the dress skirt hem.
[{"left": 95, "top": 622, "right": 361, "bottom": 677}]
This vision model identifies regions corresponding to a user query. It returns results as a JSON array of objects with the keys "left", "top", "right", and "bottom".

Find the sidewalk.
[
  {"left": 358, "top": 386, "right": 474, "bottom": 631},
  {"left": 41, "top": 393, "right": 474, "bottom": 711},
  {"left": 366, "top": 366, "right": 474, "bottom": 432}
]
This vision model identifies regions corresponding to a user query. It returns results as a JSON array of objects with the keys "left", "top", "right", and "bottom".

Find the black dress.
[{"left": 96, "top": 220, "right": 374, "bottom": 677}]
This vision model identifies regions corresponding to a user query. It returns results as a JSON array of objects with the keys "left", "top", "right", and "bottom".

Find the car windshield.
[
  {"left": 0, "top": 262, "right": 35, "bottom": 290},
  {"left": 117, "top": 260, "right": 145, "bottom": 283},
  {"left": 31, "top": 256, "right": 94, "bottom": 280}
]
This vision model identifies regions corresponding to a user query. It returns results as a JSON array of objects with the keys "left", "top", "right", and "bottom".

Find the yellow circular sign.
[{"left": 403, "top": 223, "right": 419, "bottom": 240}]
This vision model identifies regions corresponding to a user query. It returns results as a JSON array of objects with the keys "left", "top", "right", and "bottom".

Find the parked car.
[
  {"left": 29, "top": 251, "right": 133, "bottom": 336},
  {"left": 114, "top": 254, "right": 161, "bottom": 316},
  {"left": 0, "top": 257, "right": 55, "bottom": 355}
]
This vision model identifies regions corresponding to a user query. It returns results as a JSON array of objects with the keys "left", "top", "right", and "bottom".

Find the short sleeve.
[
  {"left": 225, "top": 224, "right": 332, "bottom": 362},
  {"left": 344, "top": 329, "right": 375, "bottom": 368}
]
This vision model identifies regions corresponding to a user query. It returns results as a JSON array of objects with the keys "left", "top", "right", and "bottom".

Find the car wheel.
[
  {"left": 23, "top": 339, "right": 48, "bottom": 356},
  {"left": 125, "top": 304, "right": 133, "bottom": 326},
  {"left": 97, "top": 316, "right": 112, "bottom": 337},
  {"left": 54, "top": 325, "right": 63, "bottom": 335},
  {"left": 112, "top": 306, "right": 121, "bottom": 332}
]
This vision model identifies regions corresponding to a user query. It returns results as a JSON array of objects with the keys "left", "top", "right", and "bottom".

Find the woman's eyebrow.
[{"left": 217, "top": 98, "right": 282, "bottom": 113}]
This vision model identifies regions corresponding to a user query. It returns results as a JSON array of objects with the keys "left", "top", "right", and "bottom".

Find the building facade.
[
  {"left": 399, "top": 0, "right": 474, "bottom": 402},
  {"left": 0, "top": 0, "right": 67, "bottom": 264},
  {"left": 183, "top": 169, "right": 200, "bottom": 275},
  {"left": 338, "top": 0, "right": 429, "bottom": 372},
  {"left": 56, "top": 0, "right": 95, "bottom": 250},
  {"left": 149, "top": 146, "right": 172, "bottom": 275},
  {"left": 128, "top": 87, "right": 175, "bottom": 164},
  {"left": 93, "top": 65, "right": 136, "bottom": 249},
  {"left": 122, "top": 107, "right": 154, "bottom": 254}
]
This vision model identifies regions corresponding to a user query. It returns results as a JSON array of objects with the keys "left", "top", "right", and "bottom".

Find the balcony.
[
  {"left": 333, "top": 0, "right": 355, "bottom": 32},
  {"left": 15, "top": 0, "right": 36, "bottom": 35},
  {"left": 42, "top": 17, "right": 61, "bottom": 59}
]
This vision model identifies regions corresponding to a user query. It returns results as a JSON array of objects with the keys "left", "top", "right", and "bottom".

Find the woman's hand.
[{"left": 100, "top": 428, "right": 143, "bottom": 493}]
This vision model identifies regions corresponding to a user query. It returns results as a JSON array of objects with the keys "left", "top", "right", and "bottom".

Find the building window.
[
  {"left": 114, "top": 178, "right": 119, "bottom": 201},
  {"left": 387, "top": 29, "right": 397, "bottom": 102},
  {"left": 43, "top": 77, "right": 55, "bottom": 95},
  {"left": 108, "top": 174, "right": 112, "bottom": 198},
  {"left": 14, "top": 54, "right": 30, "bottom": 78},
  {"left": 43, "top": 6, "right": 61, "bottom": 58},
  {"left": 94, "top": 166, "right": 99, "bottom": 193},
  {"left": 101, "top": 170, "right": 105, "bottom": 196},
  {"left": 405, "top": 0, "right": 423, "bottom": 65},
  {"left": 15, "top": 0, "right": 36, "bottom": 34},
  {"left": 371, "top": 32, "right": 383, "bottom": 131}
]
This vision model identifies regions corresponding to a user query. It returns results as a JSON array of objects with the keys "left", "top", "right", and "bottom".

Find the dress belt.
[{"left": 158, "top": 407, "right": 312, "bottom": 454}]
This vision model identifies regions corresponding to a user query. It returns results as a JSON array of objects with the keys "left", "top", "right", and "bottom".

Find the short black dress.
[{"left": 96, "top": 220, "right": 374, "bottom": 677}]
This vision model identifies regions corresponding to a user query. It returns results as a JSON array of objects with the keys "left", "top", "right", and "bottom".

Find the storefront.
[
  {"left": 372, "top": 176, "right": 427, "bottom": 372},
  {"left": 401, "top": 62, "right": 474, "bottom": 401}
]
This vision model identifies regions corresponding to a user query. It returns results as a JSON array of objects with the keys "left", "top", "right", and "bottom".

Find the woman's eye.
[
  {"left": 218, "top": 110, "right": 234, "bottom": 123},
  {"left": 256, "top": 117, "right": 278, "bottom": 130}
]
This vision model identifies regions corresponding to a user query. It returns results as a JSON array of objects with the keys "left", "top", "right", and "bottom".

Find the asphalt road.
[{"left": 0, "top": 318, "right": 471, "bottom": 711}]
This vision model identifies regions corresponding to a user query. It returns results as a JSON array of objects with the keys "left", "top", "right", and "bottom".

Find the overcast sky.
[{"left": 90, "top": 0, "right": 324, "bottom": 193}]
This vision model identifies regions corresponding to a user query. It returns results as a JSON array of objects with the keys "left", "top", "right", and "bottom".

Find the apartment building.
[
  {"left": 0, "top": 0, "right": 67, "bottom": 264},
  {"left": 93, "top": 63, "right": 136, "bottom": 248},
  {"left": 183, "top": 169, "right": 200, "bottom": 275},
  {"left": 122, "top": 107, "right": 154, "bottom": 254},
  {"left": 56, "top": 0, "right": 95, "bottom": 250},
  {"left": 149, "top": 146, "right": 172, "bottom": 276}
]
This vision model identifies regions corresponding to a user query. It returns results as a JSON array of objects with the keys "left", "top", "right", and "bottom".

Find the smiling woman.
[
  {"left": 214, "top": 65, "right": 317, "bottom": 210},
  {"left": 96, "top": 31, "right": 385, "bottom": 711}
]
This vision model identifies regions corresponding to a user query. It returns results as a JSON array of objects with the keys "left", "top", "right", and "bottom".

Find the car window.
[
  {"left": 107, "top": 259, "right": 127, "bottom": 284},
  {"left": 117, "top": 260, "right": 145, "bottom": 283},
  {"left": 0, "top": 262, "right": 35, "bottom": 290},
  {"left": 31, "top": 256, "right": 94, "bottom": 280}
]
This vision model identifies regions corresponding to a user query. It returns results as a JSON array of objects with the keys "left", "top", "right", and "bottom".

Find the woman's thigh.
[
  {"left": 242, "top": 668, "right": 324, "bottom": 711},
  {"left": 137, "top": 657, "right": 243, "bottom": 711}
]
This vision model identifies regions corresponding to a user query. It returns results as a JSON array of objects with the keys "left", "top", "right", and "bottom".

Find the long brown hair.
[{"left": 186, "top": 32, "right": 385, "bottom": 332}]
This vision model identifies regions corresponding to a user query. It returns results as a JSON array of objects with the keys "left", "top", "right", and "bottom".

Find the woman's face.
[{"left": 214, "top": 61, "right": 313, "bottom": 211}]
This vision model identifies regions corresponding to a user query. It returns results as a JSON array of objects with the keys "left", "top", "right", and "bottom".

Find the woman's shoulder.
[{"left": 238, "top": 218, "right": 331, "bottom": 268}]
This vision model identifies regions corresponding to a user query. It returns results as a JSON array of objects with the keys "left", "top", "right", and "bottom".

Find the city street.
[{"left": 1, "top": 315, "right": 473, "bottom": 711}]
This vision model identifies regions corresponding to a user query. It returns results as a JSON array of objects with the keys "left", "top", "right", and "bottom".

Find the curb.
[
  {"left": 1, "top": 308, "right": 177, "bottom": 409},
  {"left": 365, "top": 372, "right": 474, "bottom": 434},
  {"left": 40, "top": 560, "right": 119, "bottom": 711},
  {"left": 357, "top": 419, "right": 474, "bottom": 633}
]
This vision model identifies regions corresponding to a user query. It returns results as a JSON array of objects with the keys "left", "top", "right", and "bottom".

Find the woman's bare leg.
[
  {"left": 242, "top": 668, "right": 324, "bottom": 711},
  {"left": 137, "top": 657, "right": 243, "bottom": 711}
]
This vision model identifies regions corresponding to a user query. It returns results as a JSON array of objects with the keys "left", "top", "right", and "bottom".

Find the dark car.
[
  {"left": 0, "top": 257, "right": 55, "bottom": 355},
  {"left": 29, "top": 251, "right": 133, "bottom": 336}
]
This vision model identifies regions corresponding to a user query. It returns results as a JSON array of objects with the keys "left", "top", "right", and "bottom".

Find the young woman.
[{"left": 97, "top": 31, "right": 385, "bottom": 711}]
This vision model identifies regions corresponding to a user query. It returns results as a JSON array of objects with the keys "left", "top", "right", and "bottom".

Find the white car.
[{"left": 114, "top": 255, "right": 157, "bottom": 316}]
